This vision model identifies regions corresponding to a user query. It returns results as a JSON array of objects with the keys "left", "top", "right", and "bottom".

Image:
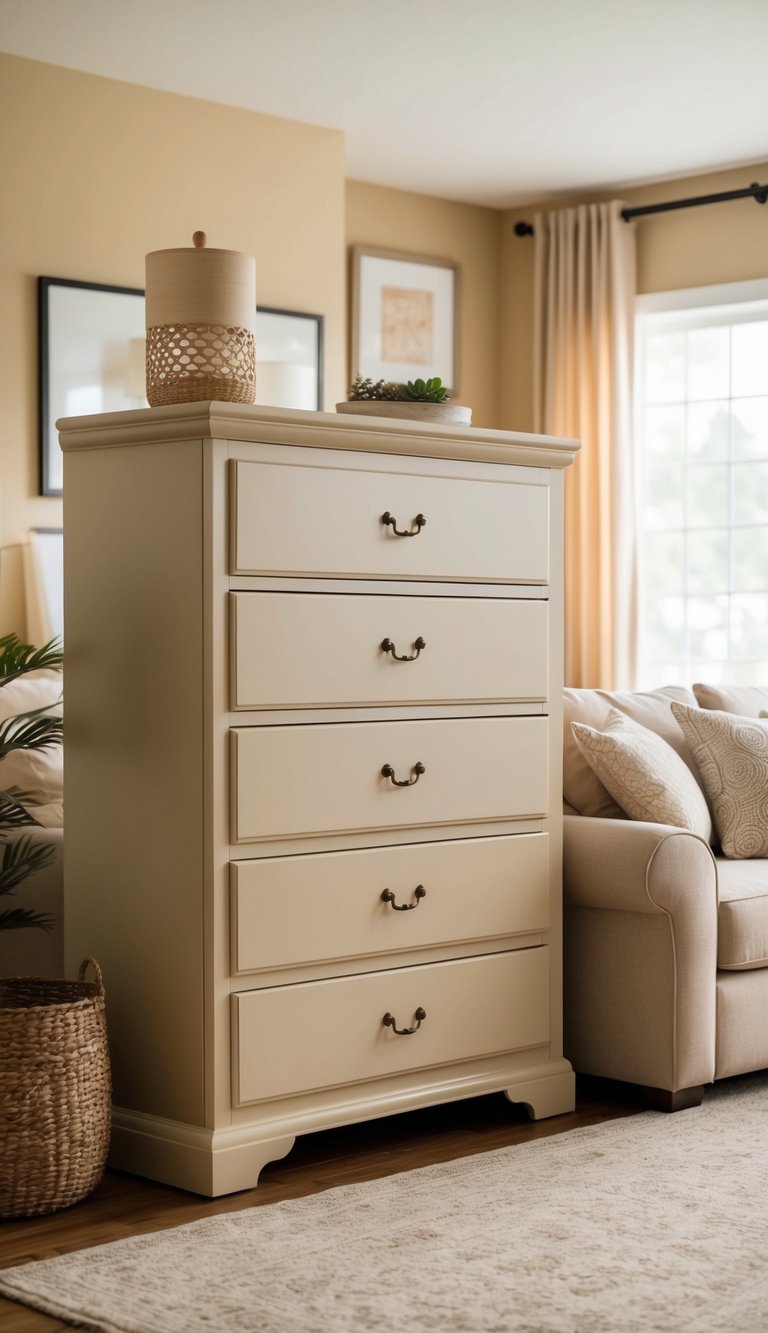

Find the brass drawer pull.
[
  {"left": 381, "top": 761, "right": 425, "bottom": 787},
  {"left": 381, "top": 885, "right": 426, "bottom": 911},
  {"left": 381, "top": 511, "right": 426, "bottom": 538},
  {"left": 383, "top": 1006, "right": 426, "bottom": 1036},
  {"left": 381, "top": 636, "right": 426, "bottom": 662}
]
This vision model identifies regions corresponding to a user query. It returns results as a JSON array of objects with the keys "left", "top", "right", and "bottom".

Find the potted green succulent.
[
  {"left": 336, "top": 376, "right": 472, "bottom": 425},
  {"left": 0, "top": 634, "right": 63, "bottom": 934}
]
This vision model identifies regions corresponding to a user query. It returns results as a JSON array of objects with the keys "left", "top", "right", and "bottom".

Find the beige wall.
[
  {"left": 501, "top": 160, "right": 768, "bottom": 431},
  {"left": 0, "top": 54, "right": 346, "bottom": 596},
  {"left": 346, "top": 181, "right": 502, "bottom": 428}
]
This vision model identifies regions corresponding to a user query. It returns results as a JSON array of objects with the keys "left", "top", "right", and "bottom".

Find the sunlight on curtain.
[{"left": 533, "top": 202, "right": 637, "bottom": 688}]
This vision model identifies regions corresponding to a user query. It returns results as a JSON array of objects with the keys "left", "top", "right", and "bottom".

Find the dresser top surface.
[{"left": 57, "top": 402, "right": 580, "bottom": 470}]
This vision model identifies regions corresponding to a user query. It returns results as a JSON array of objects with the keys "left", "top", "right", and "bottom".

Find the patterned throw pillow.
[
  {"left": 570, "top": 708, "right": 712, "bottom": 839},
  {"left": 671, "top": 702, "right": 768, "bottom": 859}
]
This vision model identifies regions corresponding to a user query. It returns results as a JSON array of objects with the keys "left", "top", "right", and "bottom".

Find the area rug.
[{"left": 2, "top": 1077, "right": 768, "bottom": 1333}]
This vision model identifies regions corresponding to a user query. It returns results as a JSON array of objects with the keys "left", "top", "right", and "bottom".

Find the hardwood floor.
[{"left": 0, "top": 1077, "right": 645, "bottom": 1331}]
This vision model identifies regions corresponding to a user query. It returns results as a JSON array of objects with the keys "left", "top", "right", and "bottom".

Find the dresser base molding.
[
  {"left": 110, "top": 1110, "right": 296, "bottom": 1197},
  {"left": 110, "top": 1057, "right": 575, "bottom": 1197}
]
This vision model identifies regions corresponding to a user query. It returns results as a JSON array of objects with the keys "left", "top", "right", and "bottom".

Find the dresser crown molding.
[{"left": 58, "top": 401, "right": 581, "bottom": 470}]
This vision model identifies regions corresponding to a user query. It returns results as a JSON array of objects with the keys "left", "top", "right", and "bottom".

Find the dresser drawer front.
[
  {"left": 231, "top": 460, "right": 549, "bottom": 583},
  {"left": 231, "top": 716, "right": 548, "bottom": 843},
  {"left": 231, "top": 592, "right": 548, "bottom": 710},
  {"left": 233, "top": 947, "right": 549, "bottom": 1105},
  {"left": 232, "top": 833, "right": 549, "bottom": 974}
]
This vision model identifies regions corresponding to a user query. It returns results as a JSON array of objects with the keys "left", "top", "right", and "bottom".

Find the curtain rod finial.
[{"left": 514, "top": 221, "right": 534, "bottom": 237}]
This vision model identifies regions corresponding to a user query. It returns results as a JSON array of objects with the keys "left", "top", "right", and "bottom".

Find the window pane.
[
  {"left": 687, "top": 464, "right": 729, "bottom": 528},
  {"left": 687, "top": 529, "right": 729, "bottom": 594},
  {"left": 732, "top": 528, "right": 768, "bottom": 592},
  {"left": 732, "top": 321, "right": 768, "bottom": 397},
  {"left": 645, "top": 404, "right": 685, "bottom": 461},
  {"left": 642, "top": 596, "right": 685, "bottom": 661},
  {"left": 687, "top": 595, "right": 729, "bottom": 661},
  {"left": 687, "top": 401, "right": 729, "bottom": 461},
  {"left": 731, "top": 593, "right": 768, "bottom": 660},
  {"left": 642, "top": 532, "right": 685, "bottom": 596},
  {"left": 687, "top": 326, "right": 729, "bottom": 401},
  {"left": 731, "top": 397, "right": 768, "bottom": 459},
  {"left": 644, "top": 332, "right": 685, "bottom": 404},
  {"left": 689, "top": 660, "right": 727, "bottom": 686},
  {"left": 732, "top": 462, "right": 768, "bottom": 525},
  {"left": 642, "top": 465, "right": 684, "bottom": 530}
]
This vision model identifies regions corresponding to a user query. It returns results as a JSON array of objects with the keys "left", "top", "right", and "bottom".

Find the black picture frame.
[{"left": 38, "top": 278, "right": 325, "bottom": 497}]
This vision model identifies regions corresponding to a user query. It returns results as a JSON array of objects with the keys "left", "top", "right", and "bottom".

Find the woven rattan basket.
[{"left": 0, "top": 957, "right": 111, "bottom": 1218}]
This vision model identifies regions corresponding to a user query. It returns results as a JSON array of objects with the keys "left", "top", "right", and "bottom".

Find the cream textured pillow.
[
  {"left": 563, "top": 685, "right": 699, "bottom": 818},
  {"left": 671, "top": 702, "right": 768, "bottom": 858},
  {"left": 571, "top": 709, "right": 712, "bottom": 839}
]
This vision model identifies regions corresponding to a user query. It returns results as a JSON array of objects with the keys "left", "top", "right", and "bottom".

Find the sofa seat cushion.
[
  {"left": 717, "top": 859, "right": 768, "bottom": 970},
  {"left": 563, "top": 685, "right": 699, "bottom": 819}
]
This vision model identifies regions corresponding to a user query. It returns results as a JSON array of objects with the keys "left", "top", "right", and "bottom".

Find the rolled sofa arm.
[{"left": 563, "top": 815, "right": 718, "bottom": 1093}]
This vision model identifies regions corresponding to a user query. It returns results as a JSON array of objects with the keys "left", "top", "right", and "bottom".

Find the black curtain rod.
[{"left": 513, "top": 180, "right": 768, "bottom": 236}]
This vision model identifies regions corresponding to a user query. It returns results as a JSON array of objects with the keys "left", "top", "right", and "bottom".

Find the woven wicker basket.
[{"left": 0, "top": 957, "right": 111, "bottom": 1218}]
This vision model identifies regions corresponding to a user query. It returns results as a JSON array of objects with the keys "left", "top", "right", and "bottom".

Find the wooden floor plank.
[{"left": 0, "top": 1079, "right": 643, "bottom": 1330}]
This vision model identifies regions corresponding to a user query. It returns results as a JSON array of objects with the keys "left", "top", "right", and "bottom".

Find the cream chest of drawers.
[{"left": 61, "top": 402, "right": 579, "bottom": 1196}]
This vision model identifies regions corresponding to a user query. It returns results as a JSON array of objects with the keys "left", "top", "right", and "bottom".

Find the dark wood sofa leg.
[{"left": 641, "top": 1084, "right": 704, "bottom": 1112}]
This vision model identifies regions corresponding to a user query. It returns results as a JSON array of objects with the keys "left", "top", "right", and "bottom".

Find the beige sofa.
[{"left": 563, "top": 683, "right": 768, "bottom": 1109}]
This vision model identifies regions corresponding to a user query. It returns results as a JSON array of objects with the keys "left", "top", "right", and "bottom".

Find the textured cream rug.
[{"left": 2, "top": 1076, "right": 768, "bottom": 1332}]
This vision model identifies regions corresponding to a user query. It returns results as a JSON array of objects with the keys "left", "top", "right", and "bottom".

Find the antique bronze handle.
[
  {"left": 381, "top": 885, "right": 426, "bottom": 912},
  {"left": 381, "top": 761, "right": 425, "bottom": 787},
  {"left": 382, "top": 1007, "right": 426, "bottom": 1035},
  {"left": 381, "top": 636, "right": 426, "bottom": 662},
  {"left": 381, "top": 511, "right": 427, "bottom": 538}
]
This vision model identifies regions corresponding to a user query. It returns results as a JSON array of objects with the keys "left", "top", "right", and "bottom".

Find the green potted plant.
[
  {"left": 336, "top": 375, "right": 472, "bottom": 425},
  {"left": 0, "top": 634, "right": 111, "bottom": 1219},
  {"left": 0, "top": 634, "right": 63, "bottom": 933}
]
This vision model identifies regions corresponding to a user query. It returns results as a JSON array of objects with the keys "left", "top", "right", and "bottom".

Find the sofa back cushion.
[
  {"left": 693, "top": 683, "right": 768, "bottom": 717},
  {"left": 563, "top": 685, "right": 699, "bottom": 818}
]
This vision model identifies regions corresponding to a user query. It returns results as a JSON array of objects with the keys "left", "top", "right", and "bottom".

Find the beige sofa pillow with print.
[
  {"left": 563, "top": 685, "right": 699, "bottom": 818},
  {"left": 571, "top": 709, "right": 712, "bottom": 840},
  {"left": 672, "top": 701, "right": 768, "bottom": 859}
]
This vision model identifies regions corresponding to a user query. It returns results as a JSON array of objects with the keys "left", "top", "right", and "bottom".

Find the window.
[{"left": 635, "top": 280, "right": 768, "bottom": 689}]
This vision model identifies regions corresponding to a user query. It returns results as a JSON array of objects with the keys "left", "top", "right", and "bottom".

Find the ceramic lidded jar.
[{"left": 145, "top": 231, "right": 256, "bottom": 406}]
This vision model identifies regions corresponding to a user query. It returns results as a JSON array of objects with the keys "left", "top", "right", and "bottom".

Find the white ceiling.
[{"left": 2, "top": 0, "right": 768, "bottom": 208}]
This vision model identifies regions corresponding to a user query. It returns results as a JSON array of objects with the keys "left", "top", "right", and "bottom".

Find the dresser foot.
[
  {"left": 503, "top": 1063, "right": 576, "bottom": 1120},
  {"left": 110, "top": 1108, "right": 296, "bottom": 1196}
]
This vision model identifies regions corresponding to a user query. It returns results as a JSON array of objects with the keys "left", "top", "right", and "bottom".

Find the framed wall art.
[
  {"left": 350, "top": 246, "right": 459, "bottom": 394},
  {"left": 38, "top": 277, "right": 146, "bottom": 496},
  {"left": 38, "top": 278, "right": 325, "bottom": 497}
]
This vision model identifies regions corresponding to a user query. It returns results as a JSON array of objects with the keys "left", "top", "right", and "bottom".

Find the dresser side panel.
[{"left": 63, "top": 441, "right": 207, "bottom": 1125}]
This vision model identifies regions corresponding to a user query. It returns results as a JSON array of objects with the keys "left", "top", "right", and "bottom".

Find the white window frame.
[{"left": 634, "top": 277, "right": 768, "bottom": 689}]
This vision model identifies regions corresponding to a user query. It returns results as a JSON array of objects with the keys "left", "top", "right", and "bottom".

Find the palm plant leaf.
[
  {"left": 0, "top": 634, "right": 63, "bottom": 684},
  {"left": 0, "top": 711, "right": 63, "bottom": 758},
  {"left": 0, "top": 905, "right": 53, "bottom": 931},
  {"left": 0, "top": 788, "right": 41, "bottom": 827},
  {"left": 0, "top": 833, "right": 54, "bottom": 895}
]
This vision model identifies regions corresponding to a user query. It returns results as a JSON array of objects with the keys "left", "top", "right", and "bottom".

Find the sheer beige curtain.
[{"left": 533, "top": 201, "right": 637, "bottom": 688}]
